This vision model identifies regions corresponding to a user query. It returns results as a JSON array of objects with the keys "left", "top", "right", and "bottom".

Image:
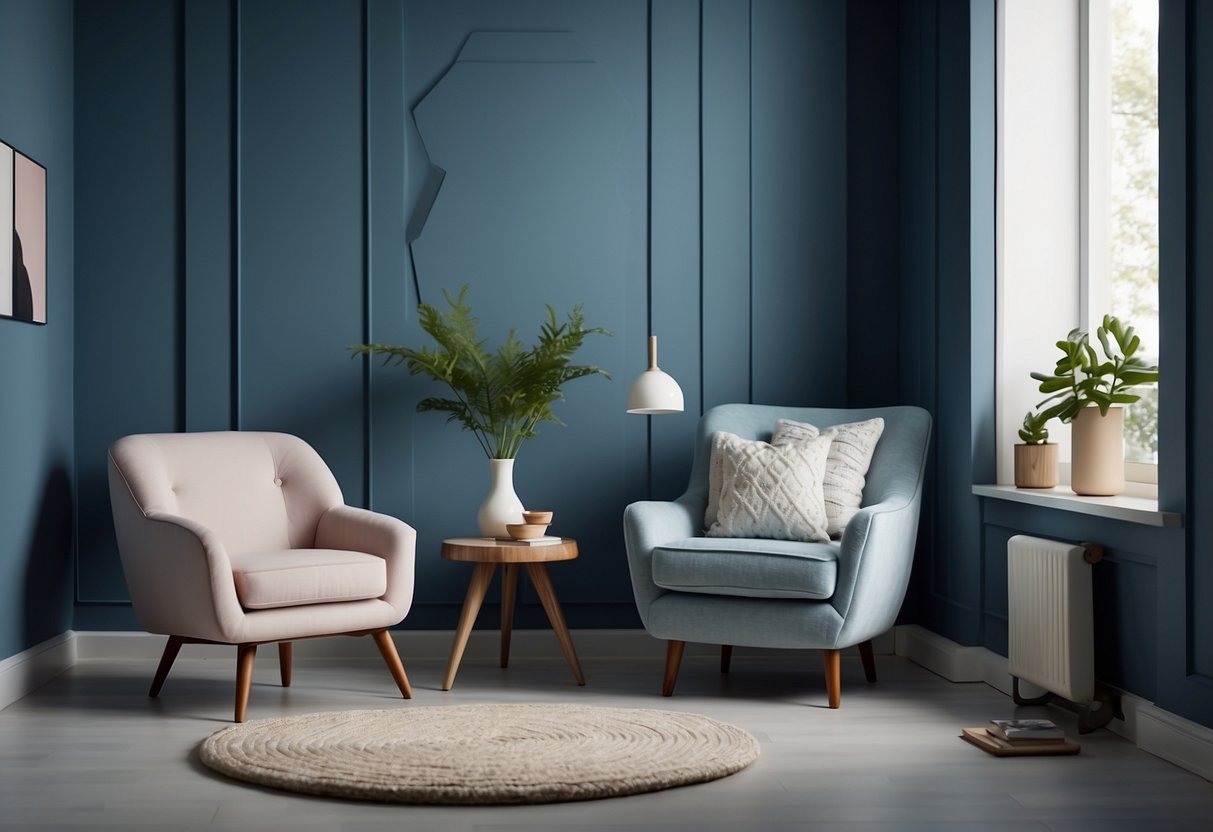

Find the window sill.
[{"left": 972, "top": 484, "right": 1182, "bottom": 528}]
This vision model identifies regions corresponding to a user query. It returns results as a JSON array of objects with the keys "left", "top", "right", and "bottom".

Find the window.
[
  {"left": 996, "top": 0, "right": 1159, "bottom": 489},
  {"left": 1086, "top": 0, "right": 1160, "bottom": 467}
]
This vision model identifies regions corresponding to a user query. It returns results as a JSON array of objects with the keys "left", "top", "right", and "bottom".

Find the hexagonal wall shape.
[{"left": 409, "top": 31, "right": 632, "bottom": 335}]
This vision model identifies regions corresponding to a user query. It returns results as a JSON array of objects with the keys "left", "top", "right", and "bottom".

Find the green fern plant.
[
  {"left": 1031, "top": 314, "right": 1159, "bottom": 423},
  {"left": 352, "top": 286, "right": 611, "bottom": 459}
]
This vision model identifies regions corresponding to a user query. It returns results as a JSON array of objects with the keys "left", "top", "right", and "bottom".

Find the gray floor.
[{"left": 2, "top": 646, "right": 1212, "bottom": 831}]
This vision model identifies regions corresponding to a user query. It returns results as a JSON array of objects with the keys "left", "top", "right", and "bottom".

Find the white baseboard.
[
  {"left": 0, "top": 631, "right": 77, "bottom": 711},
  {"left": 71, "top": 627, "right": 897, "bottom": 663},
  {"left": 1136, "top": 700, "right": 1213, "bottom": 782},
  {"left": 894, "top": 623, "right": 1213, "bottom": 783},
  {"left": 73, "top": 629, "right": 677, "bottom": 663}
]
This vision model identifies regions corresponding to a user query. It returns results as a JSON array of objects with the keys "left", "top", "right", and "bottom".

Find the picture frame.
[{"left": 1, "top": 139, "right": 47, "bottom": 325}]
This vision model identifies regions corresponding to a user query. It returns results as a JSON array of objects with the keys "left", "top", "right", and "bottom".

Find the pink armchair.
[{"left": 107, "top": 431, "right": 416, "bottom": 721}]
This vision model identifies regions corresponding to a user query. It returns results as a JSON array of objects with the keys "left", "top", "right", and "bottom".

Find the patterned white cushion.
[
  {"left": 705, "top": 430, "right": 835, "bottom": 543},
  {"left": 772, "top": 417, "right": 885, "bottom": 537}
]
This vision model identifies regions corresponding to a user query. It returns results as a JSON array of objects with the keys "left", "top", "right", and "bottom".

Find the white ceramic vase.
[
  {"left": 1071, "top": 406, "right": 1125, "bottom": 496},
  {"left": 477, "top": 458, "right": 525, "bottom": 538}
]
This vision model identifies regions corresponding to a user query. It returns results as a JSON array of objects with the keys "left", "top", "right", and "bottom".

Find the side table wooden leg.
[
  {"left": 526, "top": 563, "right": 585, "bottom": 686},
  {"left": 443, "top": 562, "right": 496, "bottom": 691},
  {"left": 500, "top": 563, "right": 519, "bottom": 668}
]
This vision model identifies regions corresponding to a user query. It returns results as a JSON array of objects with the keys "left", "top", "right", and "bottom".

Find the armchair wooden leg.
[
  {"left": 278, "top": 642, "right": 293, "bottom": 687},
  {"left": 823, "top": 648, "right": 841, "bottom": 709},
  {"left": 235, "top": 643, "right": 257, "bottom": 723},
  {"left": 720, "top": 644, "right": 733, "bottom": 674},
  {"left": 858, "top": 639, "right": 877, "bottom": 683},
  {"left": 372, "top": 629, "right": 413, "bottom": 699},
  {"left": 148, "top": 635, "right": 184, "bottom": 698},
  {"left": 662, "top": 640, "right": 686, "bottom": 697}
]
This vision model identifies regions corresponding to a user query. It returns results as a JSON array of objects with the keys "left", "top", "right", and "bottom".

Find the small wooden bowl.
[
  {"left": 522, "top": 510, "right": 554, "bottom": 525},
  {"left": 506, "top": 523, "right": 548, "bottom": 540}
]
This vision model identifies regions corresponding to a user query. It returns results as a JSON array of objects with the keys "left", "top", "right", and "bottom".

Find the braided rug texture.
[{"left": 199, "top": 703, "right": 759, "bottom": 804}]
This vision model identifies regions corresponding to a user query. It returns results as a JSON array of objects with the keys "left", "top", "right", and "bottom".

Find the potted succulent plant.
[
  {"left": 353, "top": 286, "right": 610, "bottom": 537},
  {"left": 1030, "top": 314, "right": 1158, "bottom": 496},
  {"left": 1014, "top": 408, "right": 1058, "bottom": 488}
]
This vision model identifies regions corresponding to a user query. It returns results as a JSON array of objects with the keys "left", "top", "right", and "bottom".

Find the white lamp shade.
[
  {"left": 627, "top": 368, "right": 685, "bottom": 414},
  {"left": 627, "top": 336, "right": 684, "bottom": 414}
]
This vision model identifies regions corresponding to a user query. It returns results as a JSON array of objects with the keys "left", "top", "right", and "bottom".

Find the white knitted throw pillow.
[
  {"left": 772, "top": 417, "right": 885, "bottom": 537},
  {"left": 705, "top": 430, "right": 835, "bottom": 543}
]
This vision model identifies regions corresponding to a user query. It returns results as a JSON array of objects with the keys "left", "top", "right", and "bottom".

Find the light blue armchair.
[{"left": 623, "top": 404, "right": 931, "bottom": 708}]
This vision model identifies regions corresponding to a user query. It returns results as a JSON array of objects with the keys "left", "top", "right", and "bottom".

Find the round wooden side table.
[{"left": 440, "top": 537, "right": 585, "bottom": 691}]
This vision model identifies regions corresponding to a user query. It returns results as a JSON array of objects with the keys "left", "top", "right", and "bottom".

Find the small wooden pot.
[{"left": 1014, "top": 443, "right": 1059, "bottom": 488}]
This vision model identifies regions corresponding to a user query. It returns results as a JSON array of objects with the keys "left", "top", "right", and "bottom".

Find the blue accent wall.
[
  {"left": 71, "top": 0, "right": 891, "bottom": 634},
  {"left": 56, "top": 0, "right": 1213, "bottom": 731},
  {"left": 0, "top": 0, "right": 75, "bottom": 661}
]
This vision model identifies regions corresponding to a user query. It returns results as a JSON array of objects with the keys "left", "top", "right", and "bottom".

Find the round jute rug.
[{"left": 198, "top": 703, "right": 759, "bottom": 805}]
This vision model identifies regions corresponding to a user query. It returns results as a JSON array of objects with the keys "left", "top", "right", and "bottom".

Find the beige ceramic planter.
[
  {"left": 1014, "top": 443, "right": 1059, "bottom": 488},
  {"left": 1071, "top": 406, "right": 1125, "bottom": 496}
]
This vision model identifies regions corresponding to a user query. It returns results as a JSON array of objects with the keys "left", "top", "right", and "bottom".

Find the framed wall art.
[{"left": 1, "top": 139, "right": 47, "bottom": 325}]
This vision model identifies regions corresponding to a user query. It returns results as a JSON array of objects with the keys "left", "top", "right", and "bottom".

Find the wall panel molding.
[
  {"left": 700, "top": 0, "right": 751, "bottom": 411},
  {"left": 183, "top": 0, "right": 234, "bottom": 433},
  {"left": 648, "top": 0, "right": 702, "bottom": 499}
]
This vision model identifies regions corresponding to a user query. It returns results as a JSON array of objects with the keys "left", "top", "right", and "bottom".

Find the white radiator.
[{"left": 1007, "top": 534, "right": 1097, "bottom": 705}]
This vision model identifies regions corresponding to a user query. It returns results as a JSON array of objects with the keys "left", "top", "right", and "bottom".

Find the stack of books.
[{"left": 960, "top": 718, "right": 1080, "bottom": 757}]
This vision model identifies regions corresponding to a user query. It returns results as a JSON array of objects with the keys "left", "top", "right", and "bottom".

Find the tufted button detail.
[{"left": 273, "top": 477, "right": 283, "bottom": 487}]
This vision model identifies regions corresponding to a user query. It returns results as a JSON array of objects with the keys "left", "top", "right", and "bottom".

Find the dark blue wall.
[
  {"left": 63, "top": 0, "right": 1213, "bottom": 731},
  {"left": 72, "top": 0, "right": 898, "bottom": 632},
  {"left": 901, "top": 0, "right": 1213, "bottom": 729},
  {"left": 0, "top": 0, "right": 75, "bottom": 661}
]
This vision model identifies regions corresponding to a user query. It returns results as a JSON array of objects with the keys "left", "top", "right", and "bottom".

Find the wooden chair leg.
[
  {"left": 235, "top": 643, "right": 257, "bottom": 723},
  {"left": 662, "top": 640, "right": 686, "bottom": 696},
  {"left": 278, "top": 642, "right": 293, "bottom": 687},
  {"left": 721, "top": 644, "right": 733, "bottom": 674},
  {"left": 148, "top": 635, "right": 184, "bottom": 698},
  {"left": 823, "top": 648, "right": 841, "bottom": 709},
  {"left": 858, "top": 639, "right": 877, "bottom": 683},
  {"left": 372, "top": 629, "right": 413, "bottom": 699}
]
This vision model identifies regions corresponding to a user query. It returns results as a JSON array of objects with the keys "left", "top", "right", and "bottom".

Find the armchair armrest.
[
  {"left": 623, "top": 496, "right": 702, "bottom": 627},
  {"left": 120, "top": 511, "right": 246, "bottom": 643},
  {"left": 316, "top": 505, "right": 416, "bottom": 615},
  {"left": 832, "top": 497, "right": 922, "bottom": 647}
]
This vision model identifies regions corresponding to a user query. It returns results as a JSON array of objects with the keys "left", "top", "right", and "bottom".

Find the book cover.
[
  {"left": 494, "top": 536, "right": 562, "bottom": 547},
  {"left": 988, "top": 719, "right": 1065, "bottom": 741}
]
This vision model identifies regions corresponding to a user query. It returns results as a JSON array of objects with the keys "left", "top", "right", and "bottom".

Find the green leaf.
[
  {"left": 1097, "top": 326, "right": 1114, "bottom": 360},
  {"left": 1035, "top": 377, "right": 1071, "bottom": 393}
]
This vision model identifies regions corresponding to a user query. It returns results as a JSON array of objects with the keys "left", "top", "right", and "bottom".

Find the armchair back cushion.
[
  {"left": 686, "top": 405, "right": 926, "bottom": 521},
  {"left": 108, "top": 432, "right": 344, "bottom": 555}
]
